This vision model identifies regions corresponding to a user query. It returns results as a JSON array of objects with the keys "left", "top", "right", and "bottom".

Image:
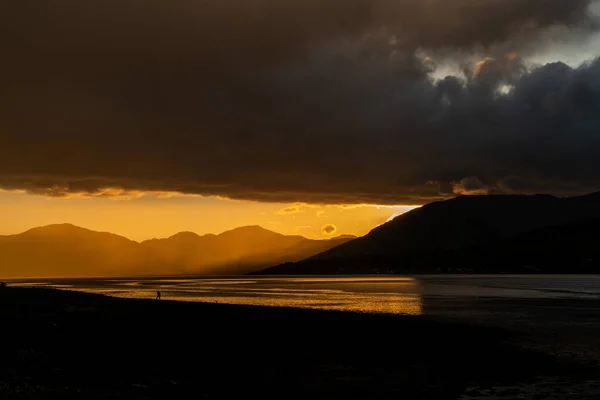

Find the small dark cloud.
[
  {"left": 0, "top": 1, "right": 599, "bottom": 204},
  {"left": 277, "top": 206, "right": 302, "bottom": 215},
  {"left": 321, "top": 224, "right": 337, "bottom": 235}
]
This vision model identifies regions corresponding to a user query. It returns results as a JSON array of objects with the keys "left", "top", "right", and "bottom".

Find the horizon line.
[{"left": 0, "top": 222, "right": 359, "bottom": 243}]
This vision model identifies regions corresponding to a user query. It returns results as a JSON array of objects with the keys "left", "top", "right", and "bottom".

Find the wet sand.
[
  {"left": 1, "top": 287, "right": 599, "bottom": 399},
  {"left": 424, "top": 295, "right": 600, "bottom": 399},
  {"left": 10, "top": 275, "right": 600, "bottom": 318}
]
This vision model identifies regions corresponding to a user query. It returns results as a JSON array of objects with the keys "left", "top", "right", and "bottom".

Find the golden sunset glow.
[
  {"left": 2, "top": 1, "right": 600, "bottom": 397},
  {"left": 0, "top": 190, "right": 417, "bottom": 241}
]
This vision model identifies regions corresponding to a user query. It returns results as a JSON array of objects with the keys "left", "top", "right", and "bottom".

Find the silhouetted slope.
[
  {"left": 259, "top": 192, "right": 600, "bottom": 274},
  {"left": 0, "top": 224, "right": 355, "bottom": 277},
  {"left": 241, "top": 236, "right": 356, "bottom": 271},
  {"left": 445, "top": 218, "right": 600, "bottom": 273},
  {"left": 262, "top": 219, "right": 600, "bottom": 274}
]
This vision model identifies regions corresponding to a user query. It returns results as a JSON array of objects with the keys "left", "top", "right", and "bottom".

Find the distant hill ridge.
[
  {"left": 259, "top": 192, "right": 600, "bottom": 274},
  {"left": 0, "top": 224, "right": 355, "bottom": 278}
]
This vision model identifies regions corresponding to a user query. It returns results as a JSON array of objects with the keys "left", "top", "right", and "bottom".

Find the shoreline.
[
  {"left": 6, "top": 272, "right": 600, "bottom": 281},
  {"left": 2, "top": 287, "right": 600, "bottom": 399}
]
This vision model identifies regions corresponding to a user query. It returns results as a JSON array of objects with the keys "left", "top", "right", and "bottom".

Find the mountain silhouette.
[
  {"left": 259, "top": 192, "right": 600, "bottom": 274},
  {"left": 0, "top": 224, "right": 355, "bottom": 278},
  {"left": 140, "top": 225, "right": 355, "bottom": 274},
  {"left": 0, "top": 224, "right": 141, "bottom": 278}
]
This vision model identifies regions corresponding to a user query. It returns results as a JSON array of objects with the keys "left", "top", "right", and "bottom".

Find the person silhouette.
[
  {"left": 156, "top": 290, "right": 161, "bottom": 300},
  {"left": 0, "top": 282, "right": 5, "bottom": 289}
]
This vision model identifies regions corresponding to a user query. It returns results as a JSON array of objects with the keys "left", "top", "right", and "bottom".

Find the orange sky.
[{"left": 0, "top": 190, "right": 417, "bottom": 241}]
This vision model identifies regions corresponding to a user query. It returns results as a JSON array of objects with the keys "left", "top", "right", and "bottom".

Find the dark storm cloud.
[{"left": 0, "top": 0, "right": 599, "bottom": 204}]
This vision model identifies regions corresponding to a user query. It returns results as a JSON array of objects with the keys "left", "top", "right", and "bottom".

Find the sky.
[
  {"left": 1, "top": 0, "right": 600, "bottom": 238},
  {"left": 0, "top": 190, "right": 415, "bottom": 241}
]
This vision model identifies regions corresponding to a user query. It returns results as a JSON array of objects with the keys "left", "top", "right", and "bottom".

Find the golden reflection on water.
[{"left": 61, "top": 277, "right": 424, "bottom": 315}]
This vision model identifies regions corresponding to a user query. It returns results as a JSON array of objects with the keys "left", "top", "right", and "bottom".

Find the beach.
[{"left": 2, "top": 286, "right": 600, "bottom": 399}]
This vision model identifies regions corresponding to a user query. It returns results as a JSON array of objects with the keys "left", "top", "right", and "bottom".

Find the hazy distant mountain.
[
  {"left": 259, "top": 192, "right": 600, "bottom": 274},
  {"left": 330, "top": 234, "right": 357, "bottom": 240},
  {"left": 0, "top": 224, "right": 142, "bottom": 278},
  {"left": 140, "top": 226, "right": 355, "bottom": 274},
  {"left": 0, "top": 224, "right": 355, "bottom": 278}
]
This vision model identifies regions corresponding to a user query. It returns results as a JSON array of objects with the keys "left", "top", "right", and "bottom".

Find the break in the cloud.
[
  {"left": 1, "top": 0, "right": 600, "bottom": 205},
  {"left": 452, "top": 177, "right": 491, "bottom": 196},
  {"left": 386, "top": 213, "right": 401, "bottom": 223}
]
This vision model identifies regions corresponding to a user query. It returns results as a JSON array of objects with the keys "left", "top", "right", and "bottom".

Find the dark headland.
[
  {"left": 260, "top": 192, "right": 600, "bottom": 275},
  {"left": 2, "top": 287, "right": 600, "bottom": 399}
]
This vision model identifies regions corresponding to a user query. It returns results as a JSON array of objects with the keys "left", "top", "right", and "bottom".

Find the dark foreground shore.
[{"left": 0, "top": 288, "right": 597, "bottom": 399}]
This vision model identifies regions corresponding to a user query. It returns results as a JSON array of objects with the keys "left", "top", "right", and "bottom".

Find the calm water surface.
[{"left": 10, "top": 275, "right": 600, "bottom": 316}]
